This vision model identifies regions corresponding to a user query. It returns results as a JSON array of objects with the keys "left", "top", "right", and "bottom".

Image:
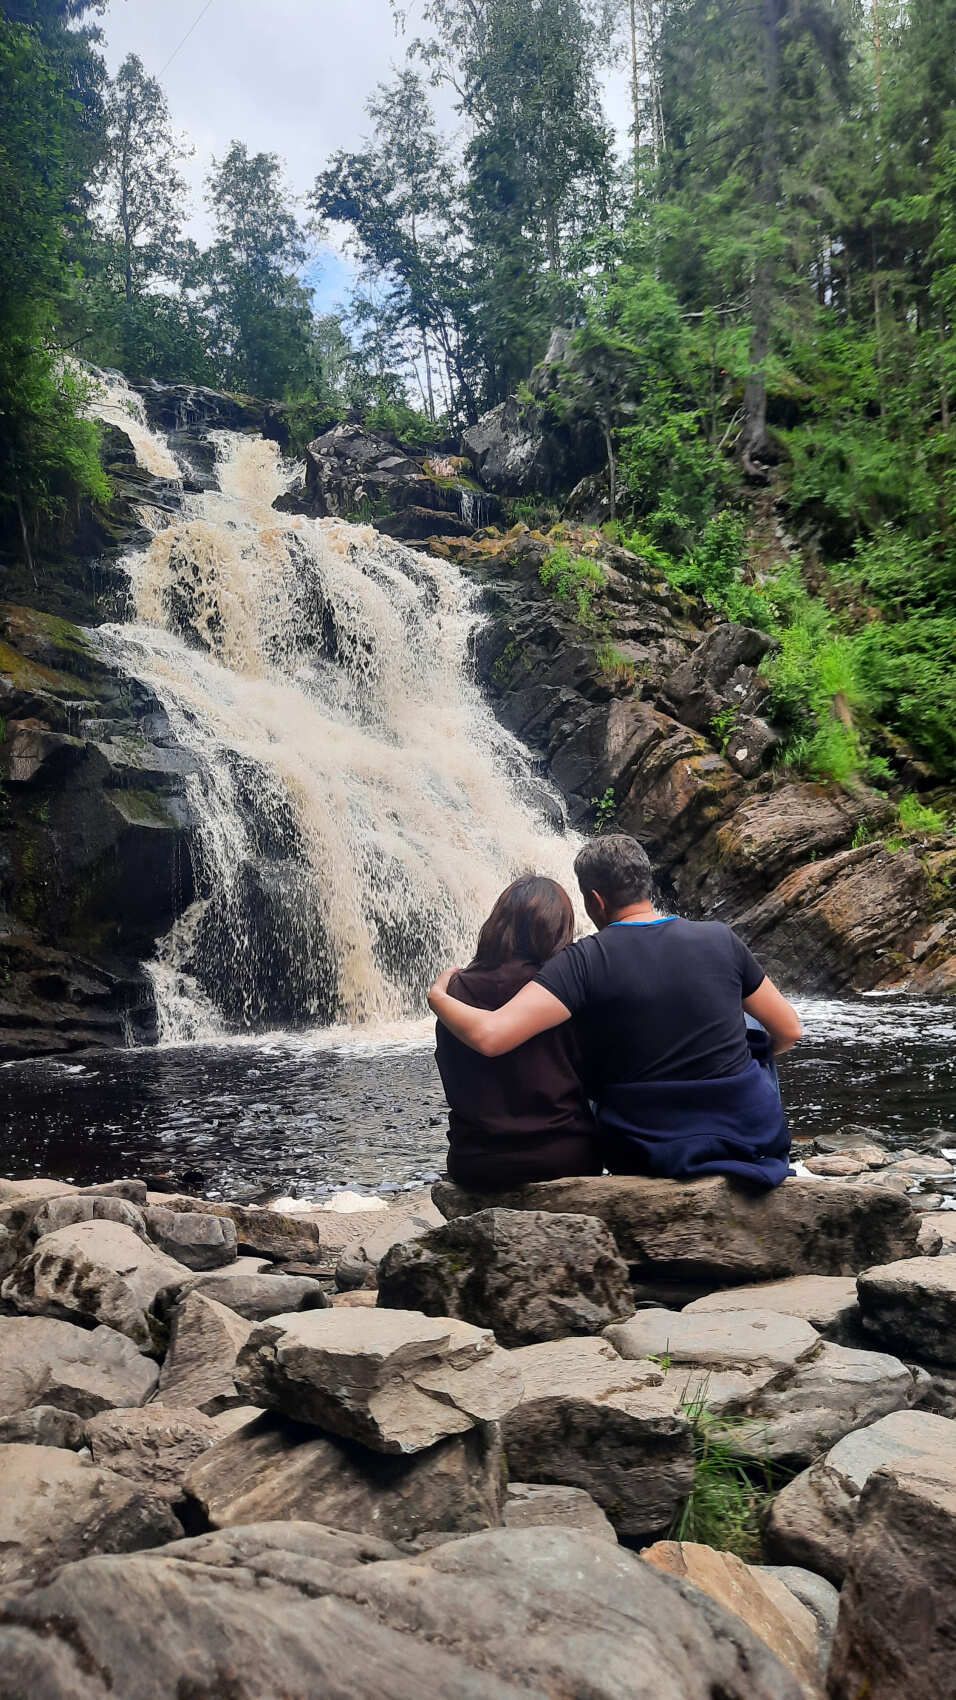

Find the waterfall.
[
  {"left": 90, "top": 396, "right": 579, "bottom": 1040},
  {"left": 85, "top": 367, "right": 183, "bottom": 483}
]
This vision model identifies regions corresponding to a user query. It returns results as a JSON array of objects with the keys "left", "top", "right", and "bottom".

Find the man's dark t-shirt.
[{"left": 534, "top": 917, "right": 766, "bottom": 1088}]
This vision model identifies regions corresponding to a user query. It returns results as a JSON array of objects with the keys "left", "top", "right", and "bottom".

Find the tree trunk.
[
  {"left": 628, "top": 0, "right": 642, "bottom": 195},
  {"left": 602, "top": 420, "right": 617, "bottom": 521},
  {"left": 739, "top": 0, "right": 781, "bottom": 477}
]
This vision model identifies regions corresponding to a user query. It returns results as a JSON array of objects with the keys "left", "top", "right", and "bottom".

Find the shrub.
[
  {"left": 898, "top": 793, "right": 947, "bottom": 835},
  {"left": 539, "top": 544, "right": 607, "bottom": 624}
]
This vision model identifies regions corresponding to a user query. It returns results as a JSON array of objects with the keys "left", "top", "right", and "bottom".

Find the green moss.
[
  {"left": 0, "top": 636, "right": 96, "bottom": 698},
  {"left": 106, "top": 787, "right": 178, "bottom": 829}
]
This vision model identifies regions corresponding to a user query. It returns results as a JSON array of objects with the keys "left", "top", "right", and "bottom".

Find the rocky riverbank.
[{"left": 1, "top": 1159, "right": 954, "bottom": 1697}]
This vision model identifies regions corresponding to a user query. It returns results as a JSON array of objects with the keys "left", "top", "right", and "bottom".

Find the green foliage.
[
  {"left": 671, "top": 1395, "right": 775, "bottom": 1561},
  {"left": 539, "top": 543, "right": 607, "bottom": 624},
  {"left": 595, "top": 643, "right": 636, "bottom": 687},
  {"left": 898, "top": 794, "right": 947, "bottom": 836},
  {"left": 710, "top": 706, "right": 739, "bottom": 755},
  {"left": 363, "top": 397, "right": 442, "bottom": 452},
  {"left": 590, "top": 786, "right": 617, "bottom": 832}
]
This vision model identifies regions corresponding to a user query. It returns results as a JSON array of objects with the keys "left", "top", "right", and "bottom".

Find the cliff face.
[{"left": 431, "top": 524, "right": 955, "bottom": 997}]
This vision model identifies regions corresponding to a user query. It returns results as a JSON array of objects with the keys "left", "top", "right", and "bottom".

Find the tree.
[
  {"left": 205, "top": 142, "right": 314, "bottom": 398},
  {"left": 101, "top": 54, "right": 187, "bottom": 307}
]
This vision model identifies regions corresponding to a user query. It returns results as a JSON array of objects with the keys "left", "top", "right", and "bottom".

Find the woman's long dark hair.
[{"left": 472, "top": 874, "right": 575, "bottom": 970}]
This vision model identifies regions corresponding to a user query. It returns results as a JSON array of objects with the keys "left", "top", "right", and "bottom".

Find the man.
[{"left": 429, "top": 834, "right": 803, "bottom": 1186}]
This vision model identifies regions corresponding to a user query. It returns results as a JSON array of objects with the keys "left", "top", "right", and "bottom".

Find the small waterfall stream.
[{"left": 89, "top": 379, "right": 578, "bottom": 1040}]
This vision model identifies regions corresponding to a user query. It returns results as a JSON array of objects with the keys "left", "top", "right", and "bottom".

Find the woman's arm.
[
  {"left": 428, "top": 970, "right": 571, "bottom": 1057},
  {"left": 743, "top": 977, "right": 804, "bottom": 1055}
]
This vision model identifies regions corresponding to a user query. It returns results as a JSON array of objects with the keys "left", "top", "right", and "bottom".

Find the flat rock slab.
[
  {"left": 504, "top": 1482, "right": 617, "bottom": 1542},
  {"left": 85, "top": 1406, "right": 221, "bottom": 1503},
  {"left": 827, "top": 1451, "right": 956, "bottom": 1700},
  {"left": 0, "top": 1522, "right": 807, "bottom": 1700},
  {"left": 765, "top": 1408, "right": 956, "bottom": 1583},
  {"left": 0, "top": 1315, "right": 157, "bottom": 1418},
  {"left": 643, "top": 1541, "right": 823, "bottom": 1695},
  {"left": 432, "top": 1175, "right": 920, "bottom": 1285},
  {"left": 156, "top": 1291, "right": 254, "bottom": 1413},
  {"left": 857, "top": 1253, "right": 956, "bottom": 1365},
  {"left": 184, "top": 1412, "right": 505, "bottom": 1543},
  {"left": 237, "top": 1307, "right": 498, "bottom": 1454},
  {"left": 496, "top": 1336, "right": 694, "bottom": 1542},
  {"left": 606, "top": 1307, "right": 821, "bottom": 1370},
  {"left": 2, "top": 1220, "right": 184, "bottom": 1349},
  {"left": 30, "top": 1194, "right": 147, "bottom": 1241},
  {"left": 335, "top": 1208, "right": 440, "bottom": 1291},
  {"left": 162, "top": 1268, "right": 331, "bottom": 1319},
  {"left": 686, "top": 1276, "right": 861, "bottom": 1341},
  {"left": 143, "top": 1206, "right": 237, "bottom": 1271},
  {"left": 148, "top": 1197, "right": 325, "bottom": 1264},
  {"left": 378, "top": 1208, "right": 633, "bottom": 1346},
  {"left": 0, "top": 1443, "right": 180, "bottom": 1587}
]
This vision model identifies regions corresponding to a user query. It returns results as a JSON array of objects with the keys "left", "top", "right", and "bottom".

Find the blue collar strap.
[{"left": 610, "top": 916, "right": 678, "bottom": 927}]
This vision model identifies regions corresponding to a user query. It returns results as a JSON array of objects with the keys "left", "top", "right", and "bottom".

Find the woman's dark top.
[{"left": 435, "top": 958, "right": 599, "bottom": 1191}]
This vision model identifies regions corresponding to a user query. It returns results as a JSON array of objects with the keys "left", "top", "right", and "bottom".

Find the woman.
[{"left": 435, "top": 874, "right": 600, "bottom": 1190}]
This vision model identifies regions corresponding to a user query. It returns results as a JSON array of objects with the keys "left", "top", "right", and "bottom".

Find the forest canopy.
[{"left": 1, "top": 0, "right": 954, "bottom": 785}]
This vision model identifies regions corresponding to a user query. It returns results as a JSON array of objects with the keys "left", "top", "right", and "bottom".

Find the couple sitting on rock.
[{"left": 429, "top": 833, "right": 803, "bottom": 1193}]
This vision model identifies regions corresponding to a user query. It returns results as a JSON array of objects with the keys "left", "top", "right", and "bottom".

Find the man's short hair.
[{"left": 573, "top": 834, "right": 654, "bottom": 908}]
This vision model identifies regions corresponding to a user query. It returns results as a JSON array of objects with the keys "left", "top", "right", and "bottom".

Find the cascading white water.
[
  {"left": 89, "top": 381, "right": 580, "bottom": 1040},
  {"left": 84, "top": 367, "right": 183, "bottom": 482}
]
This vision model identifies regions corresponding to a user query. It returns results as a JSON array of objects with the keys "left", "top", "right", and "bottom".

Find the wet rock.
[
  {"left": 142, "top": 1205, "right": 237, "bottom": 1270},
  {"left": 85, "top": 1406, "right": 221, "bottom": 1504},
  {"left": 236, "top": 1307, "right": 502, "bottom": 1454},
  {"left": 826, "top": 1451, "right": 956, "bottom": 1700},
  {"left": 378, "top": 1208, "right": 633, "bottom": 1347},
  {"left": 685, "top": 1276, "right": 862, "bottom": 1342},
  {"left": 497, "top": 1336, "right": 693, "bottom": 1542},
  {"left": 432, "top": 1175, "right": 921, "bottom": 1288},
  {"left": 605, "top": 1307, "right": 821, "bottom": 1371},
  {"left": 0, "top": 1443, "right": 181, "bottom": 1586},
  {"left": 765, "top": 1408, "right": 956, "bottom": 1583},
  {"left": 0, "top": 1404, "right": 87, "bottom": 1448},
  {"left": 156, "top": 1291, "right": 254, "bottom": 1414},
  {"left": 857, "top": 1252, "right": 956, "bottom": 1365},
  {"left": 643, "top": 1541, "right": 823, "bottom": 1695},
  {"left": 184, "top": 1411, "right": 505, "bottom": 1543},
  {"left": 162, "top": 1268, "right": 330, "bottom": 1319},
  {"left": 2, "top": 1219, "right": 184, "bottom": 1349},
  {"left": 503, "top": 1481, "right": 617, "bottom": 1542},
  {"left": 0, "top": 1522, "right": 807, "bottom": 1700},
  {"left": 0, "top": 1315, "right": 157, "bottom": 1418}
]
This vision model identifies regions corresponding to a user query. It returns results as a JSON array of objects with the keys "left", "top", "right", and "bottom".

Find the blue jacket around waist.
[{"left": 598, "top": 1053, "right": 791, "bottom": 1189}]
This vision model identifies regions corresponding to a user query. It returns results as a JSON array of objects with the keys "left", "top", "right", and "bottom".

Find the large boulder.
[
  {"left": 605, "top": 1307, "right": 821, "bottom": 1371},
  {"left": 0, "top": 1522, "right": 808, "bottom": 1700},
  {"left": 1, "top": 1220, "right": 184, "bottom": 1349},
  {"left": 377, "top": 1209, "right": 633, "bottom": 1346},
  {"left": 0, "top": 1404, "right": 87, "bottom": 1448},
  {"left": 85, "top": 1406, "right": 221, "bottom": 1505},
  {"left": 432, "top": 1176, "right": 921, "bottom": 1290},
  {"left": 142, "top": 1206, "right": 237, "bottom": 1271},
  {"left": 155, "top": 1291, "right": 254, "bottom": 1413},
  {"left": 857, "top": 1253, "right": 956, "bottom": 1365},
  {"left": 184, "top": 1413, "right": 505, "bottom": 1544},
  {"left": 0, "top": 1444, "right": 181, "bottom": 1587},
  {"left": 765, "top": 1408, "right": 956, "bottom": 1583},
  {"left": 236, "top": 1307, "right": 511, "bottom": 1454},
  {"left": 826, "top": 1452, "right": 956, "bottom": 1700},
  {"left": 643, "top": 1541, "right": 824, "bottom": 1695},
  {"left": 685, "top": 1276, "right": 862, "bottom": 1342},
  {"left": 160, "top": 1267, "right": 330, "bottom": 1320},
  {"left": 496, "top": 1336, "right": 694, "bottom": 1542},
  {"left": 0, "top": 1315, "right": 157, "bottom": 1418}
]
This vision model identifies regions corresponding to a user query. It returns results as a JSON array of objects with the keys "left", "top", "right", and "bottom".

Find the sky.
[{"left": 99, "top": 0, "right": 631, "bottom": 315}]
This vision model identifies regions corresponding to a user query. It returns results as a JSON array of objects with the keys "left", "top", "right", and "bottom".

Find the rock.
[
  {"left": 211, "top": 1404, "right": 263, "bottom": 1436},
  {"left": 685, "top": 1276, "right": 862, "bottom": 1341},
  {"left": 643, "top": 1541, "right": 823, "bottom": 1694},
  {"left": 156, "top": 1291, "right": 254, "bottom": 1413},
  {"left": 503, "top": 1481, "right": 617, "bottom": 1542},
  {"left": 30, "top": 1193, "right": 147, "bottom": 1240},
  {"left": 85, "top": 1406, "right": 221, "bottom": 1504},
  {"left": 857, "top": 1253, "right": 956, "bottom": 1365},
  {"left": 335, "top": 1207, "right": 440, "bottom": 1291},
  {"left": 378, "top": 1209, "right": 633, "bottom": 1347},
  {"left": 918, "top": 1212, "right": 956, "bottom": 1254},
  {"left": 497, "top": 1336, "right": 694, "bottom": 1541},
  {"left": 184, "top": 1412, "right": 505, "bottom": 1543},
  {"left": 0, "top": 1177, "right": 77, "bottom": 1203},
  {"left": 826, "top": 1451, "right": 956, "bottom": 1700},
  {"left": 149, "top": 1196, "right": 325, "bottom": 1264},
  {"left": 718, "top": 1341, "right": 915, "bottom": 1471},
  {"left": 161, "top": 1268, "right": 331, "bottom": 1319},
  {"left": 605, "top": 1306, "right": 821, "bottom": 1370},
  {"left": 0, "top": 1522, "right": 808, "bottom": 1700},
  {"left": 432, "top": 1175, "right": 921, "bottom": 1288},
  {"left": 0, "top": 1315, "right": 158, "bottom": 1418},
  {"left": 1, "top": 1219, "right": 184, "bottom": 1349},
  {"left": 236, "top": 1307, "right": 503, "bottom": 1454},
  {"left": 0, "top": 1443, "right": 181, "bottom": 1586},
  {"left": 0, "top": 1404, "right": 86, "bottom": 1448},
  {"left": 332, "top": 1287, "right": 380, "bottom": 1307},
  {"left": 758, "top": 1566, "right": 840, "bottom": 1667},
  {"left": 765, "top": 1408, "right": 956, "bottom": 1583},
  {"left": 143, "top": 1205, "right": 237, "bottom": 1270},
  {"left": 802, "top": 1146, "right": 892, "bottom": 1176}
]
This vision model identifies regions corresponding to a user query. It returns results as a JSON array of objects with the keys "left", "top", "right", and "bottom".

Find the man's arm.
[
  {"left": 428, "top": 970, "right": 572, "bottom": 1056},
  {"left": 743, "top": 977, "right": 803, "bottom": 1055}
]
